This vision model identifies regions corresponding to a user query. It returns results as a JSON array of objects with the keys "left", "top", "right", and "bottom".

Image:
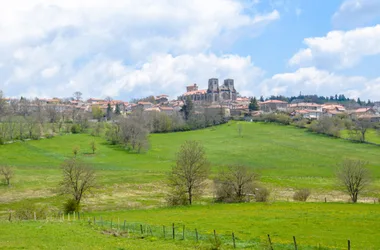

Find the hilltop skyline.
[{"left": 1, "top": 0, "right": 380, "bottom": 100}]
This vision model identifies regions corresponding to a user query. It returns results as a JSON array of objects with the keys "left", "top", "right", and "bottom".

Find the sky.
[{"left": 0, "top": 0, "right": 380, "bottom": 101}]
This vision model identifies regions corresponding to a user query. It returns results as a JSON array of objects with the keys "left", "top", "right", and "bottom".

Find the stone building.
[{"left": 178, "top": 78, "right": 237, "bottom": 103}]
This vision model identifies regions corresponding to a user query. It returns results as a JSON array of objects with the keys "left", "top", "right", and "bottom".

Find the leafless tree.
[
  {"left": 46, "top": 104, "right": 59, "bottom": 123},
  {"left": 25, "top": 115, "right": 37, "bottom": 139},
  {"left": 59, "top": 158, "right": 96, "bottom": 209},
  {"left": 0, "top": 91, "right": 7, "bottom": 116},
  {"left": 214, "top": 165, "right": 258, "bottom": 203},
  {"left": 337, "top": 159, "right": 371, "bottom": 203},
  {"left": 105, "top": 96, "right": 113, "bottom": 102},
  {"left": 73, "top": 91, "right": 83, "bottom": 101},
  {"left": 348, "top": 118, "right": 373, "bottom": 142},
  {"left": 118, "top": 115, "right": 149, "bottom": 152},
  {"left": 1, "top": 166, "right": 13, "bottom": 186},
  {"left": 167, "top": 140, "right": 210, "bottom": 205}
]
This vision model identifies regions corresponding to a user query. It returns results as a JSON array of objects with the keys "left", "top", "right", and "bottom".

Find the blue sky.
[{"left": 0, "top": 0, "right": 380, "bottom": 101}]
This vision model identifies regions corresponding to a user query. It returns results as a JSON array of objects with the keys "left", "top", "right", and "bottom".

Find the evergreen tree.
[
  {"left": 115, "top": 104, "right": 121, "bottom": 115},
  {"left": 248, "top": 97, "right": 260, "bottom": 111},
  {"left": 181, "top": 97, "right": 194, "bottom": 121},
  {"left": 357, "top": 98, "right": 362, "bottom": 106},
  {"left": 260, "top": 96, "right": 264, "bottom": 102},
  {"left": 106, "top": 103, "right": 113, "bottom": 120}
]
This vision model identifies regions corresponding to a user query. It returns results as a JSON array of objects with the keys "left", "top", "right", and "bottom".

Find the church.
[{"left": 178, "top": 78, "right": 237, "bottom": 103}]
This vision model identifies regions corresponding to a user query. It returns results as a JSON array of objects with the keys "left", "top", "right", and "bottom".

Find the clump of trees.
[
  {"left": 166, "top": 140, "right": 210, "bottom": 206},
  {"left": 59, "top": 158, "right": 96, "bottom": 213},
  {"left": 1, "top": 165, "right": 13, "bottom": 186},
  {"left": 336, "top": 159, "right": 371, "bottom": 203},
  {"left": 214, "top": 165, "right": 258, "bottom": 203}
]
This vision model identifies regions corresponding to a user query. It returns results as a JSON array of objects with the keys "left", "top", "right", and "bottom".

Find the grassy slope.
[{"left": 90, "top": 202, "right": 380, "bottom": 249}]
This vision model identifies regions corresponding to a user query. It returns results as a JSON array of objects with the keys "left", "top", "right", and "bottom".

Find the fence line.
[{"left": 2, "top": 211, "right": 353, "bottom": 249}]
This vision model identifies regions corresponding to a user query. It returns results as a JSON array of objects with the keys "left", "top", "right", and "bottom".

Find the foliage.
[
  {"left": 63, "top": 198, "right": 80, "bottom": 214},
  {"left": 293, "top": 189, "right": 311, "bottom": 202},
  {"left": 347, "top": 118, "right": 373, "bottom": 142},
  {"left": 0, "top": 165, "right": 13, "bottom": 186},
  {"left": 92, "top": 105, "right": 104, "bottom": 121},
  {"left": 180, "top": 96, "right": 194, "bottom": 121},
  {"left": 167, "top": 140, "right": 210, "bottom": 205},
  {"left": 15, "top": 202, "right": 50, "bottom": 220},
  {"left": 248, "top": 97, "right": 260, "bottom": 111},
  {"left": 90, "top": 140, "right": 97, "bottom": 154},
  {"left": 71, "top": 124, "right": 81, "bottom": 134},
  {"left": 336, "top": 159, "right": 371, "bottom": 203}
]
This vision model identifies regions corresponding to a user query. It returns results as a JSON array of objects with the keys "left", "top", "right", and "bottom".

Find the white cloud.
[
  {"left": 333, "top": 0, "right": 380, "bottom": 28},
  {"left": 41, "top": 66, "right": 60, "bottom": 78},
  {"left": 18, "top": 53, "right": 264, "bottom": 99},
  {"left": 289, "top": 25, "right": 380, "bottom": 70},
  {"left": 0, "top": 0, "right": 279, "bottom": 99},
  {"left": 260, "top": 67, "right": 380, "bottom": 100}
]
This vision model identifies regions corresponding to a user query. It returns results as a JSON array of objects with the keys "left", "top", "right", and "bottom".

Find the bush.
[
  {"left": 293, "top": 189, "right": 311, "bottom": 202},
  {"left": 71, "top": 124, "right": 81, "bottom": 134},
  {"left": 15, "top": 202, "right": 49, "bottom": 220},
  {"left": 255, "top": 186, "right": 270, "bottom": 202},
  {"left": 63, "top": 199, "right": 80, "bottom": 214}
]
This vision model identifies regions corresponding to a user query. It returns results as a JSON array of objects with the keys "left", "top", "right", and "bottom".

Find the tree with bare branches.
[
  {"left": 337, "top": 159, "right": 371, "bottom": 203},
  {"left": 167, "top": 140, "right": 210, "bottom": 205},
  {"left": 214, "top": 165, "right": 258, "bottom": 203},
  {"left": 73, "top": 91, "right": 83, "bottom": 101},
  {"left": 1, "top": 166, "right": 13, "bottom": 186},
  {"left": 59, "top": 158, "right": 96, "bottom": 211}
]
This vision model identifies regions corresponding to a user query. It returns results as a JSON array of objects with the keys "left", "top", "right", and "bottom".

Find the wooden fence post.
[
  {"left": 325, "top": 197, "right": 327, "bottom": 203},
  {"left": 8, "top": 212, "right": 12, "bottom": 222},
  {"left": 195, "top": 229, "right": 198, "bottom": 242},
  {"left": 267, "top": 234, "right": 273, "bottom": 250},
  {"left": 123, "top": 220, "right": 126, "bottom": 231},
  {"left": 214, "top": 230, "right": 217, "bottom": 243},
  {"left": 183, "top": 225, "right": 185, "bottom": 240},
  {"left": 172, "top": 223, "right": 175, "bottom": 239},
  {"left": 34, "top": 212, "right": 36, "bottom": 221},
  {"left": 232, "top": 232, "right": 236, "bottom": 248},
  {"left": 101, "top": 217, "right": 103, "bottom": 227},
  {"left": 93, "top": 216, "right": 96, "bottom": 225},
  {"left": 140, "top": 224, "right": 143, "bottom": 235},
  {"left": 293, "top": 236, "right": 297, "bottom": 250},
  {"left": 348, "top": 240, "right": 351, "bottom": 250},
  {"left": 163, "top": 225, "right": 166, "bottom": 238}
]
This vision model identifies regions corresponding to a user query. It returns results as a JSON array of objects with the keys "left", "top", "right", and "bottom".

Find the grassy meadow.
[{"left": 1, "top": 121, "right": 380, "bottom": 249}]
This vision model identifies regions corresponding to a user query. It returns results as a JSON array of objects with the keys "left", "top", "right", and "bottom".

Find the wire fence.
[{"left": 2, "top": 211, "right": 354, "bottom": 250}]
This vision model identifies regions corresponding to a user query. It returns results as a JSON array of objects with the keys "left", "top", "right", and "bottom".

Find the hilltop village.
[{"left": 2, "top": 78, "right": 379, "bottom": 122}]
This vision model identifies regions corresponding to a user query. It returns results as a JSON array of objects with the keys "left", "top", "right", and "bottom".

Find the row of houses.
[{"left": 259, "top": 100, "right": 380, "bottom": 121}]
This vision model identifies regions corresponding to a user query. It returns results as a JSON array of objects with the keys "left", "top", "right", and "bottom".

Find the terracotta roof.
[
  {"left": 354, "top": 108, "right": 372, "bottom": 113},
  {"left": 289, "top": 102, "right": 322, "bottom": 108},
  {"left": 182, "top": 89, "right": 207, "bottom": 96},
  {"left": 261, "top": 100, "right": 287, "bottom": 104},
  {"left": 145, "top": 107, "right": 160, "bottom": 112},
  {"left": 138, "top": 102, "right": 153, "bottom": 105},
  {"left": 160, "top": 107, "right": 174, "bottom": 111}
]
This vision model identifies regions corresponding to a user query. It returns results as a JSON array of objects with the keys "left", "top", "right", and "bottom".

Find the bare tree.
[
  {"left": 118, "top": 115, "right": 149, "bottom": 153},
  {"left": 73, "top": 91, "right": 83, "bottom": 101},
  {"left": 214, "top": 165, "right": 258, "bottom": 203},
  {"left": 59, "top": 158, "right": 96, "bottom": 210},
  {"left": 46, "top": 104, "right": 59, "bottom": 123},
  {"left": 167, "top": 140, "right": 210, "bottom": 205},
  {"left": 348, "top": 118, "right": 373, "bottom": 142},
  {"left": 1, "top": 166, "right": 13, "bottom": 186},
  {"left": 337, "top": 159, "right": 371, "bottom": 203}
]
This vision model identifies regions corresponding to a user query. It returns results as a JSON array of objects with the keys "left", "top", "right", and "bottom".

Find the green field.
[{"left": 1, "top": 122, "right": 380, "bottom": 249}]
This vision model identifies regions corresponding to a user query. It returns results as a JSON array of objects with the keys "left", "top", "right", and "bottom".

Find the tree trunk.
[{"left": 188, "top": 187, "right": 192, "bottom": 205}]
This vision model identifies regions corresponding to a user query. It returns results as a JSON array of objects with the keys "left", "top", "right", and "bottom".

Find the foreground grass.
[
  {"left": 0, "top": 220, "right": 196, "bottom": 250},
  {"left": 89, "top": 202, "right": 380, "bottom": 249}
]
